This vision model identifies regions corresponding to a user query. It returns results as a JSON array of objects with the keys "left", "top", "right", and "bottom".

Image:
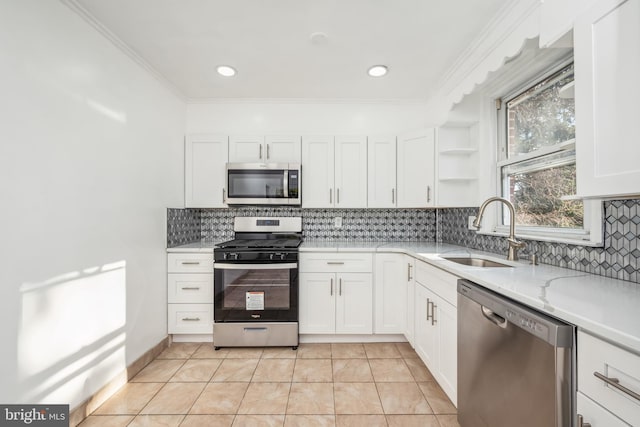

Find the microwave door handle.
[{"left": 283, "top": 170, "right": 289, "bottom": 198}]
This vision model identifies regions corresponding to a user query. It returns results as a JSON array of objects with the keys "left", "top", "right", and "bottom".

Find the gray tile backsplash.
[{"left": 167, "top": 198, "right": 639, "bottom": 284}]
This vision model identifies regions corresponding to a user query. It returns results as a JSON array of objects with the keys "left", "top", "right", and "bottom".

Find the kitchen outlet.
[
  {"left": 468, "top": 216, "right": 477, "bottom": 230},
  {"left": 334, "top": 217, "right": 342, "bottom": 228}
]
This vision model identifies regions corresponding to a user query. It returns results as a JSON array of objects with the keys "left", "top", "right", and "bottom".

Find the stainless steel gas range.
[{"left": 213, "top": 217, "right": 301, "bottom": 350}]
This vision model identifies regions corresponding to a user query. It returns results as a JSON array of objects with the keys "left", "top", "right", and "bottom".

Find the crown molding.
[
  {"left": 59, "top": 0, "right": 187, "bottom": 102},
  {"left": 187, "top": 97, "right": 429, "bottom": 106}
]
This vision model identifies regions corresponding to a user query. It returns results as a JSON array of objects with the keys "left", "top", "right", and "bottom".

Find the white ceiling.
[{"left": 74, "top": 0, "right": 509, "bottom": 101}]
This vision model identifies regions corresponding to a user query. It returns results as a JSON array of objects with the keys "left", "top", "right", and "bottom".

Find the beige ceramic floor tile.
[
  {"left": 368, "top": 358, "right": 414, "bottom": 382},
  {"left": 418, "top": 382, "right": 457, "bottom": 414},
  {"left": 78, "top": 415, "right": 134, "bottom": 427},
  {"left": 225, "top": 348, "right": 264, "bottom": 359},
  {"left": 364, "top": 343, "right": 402, "bottom": 359},
  {"left": 333, "top": 383, "right": 383, "bottom": 415},
  {"left": 131, "top": 359, "right": 185, "bottom": 382},
  {"left": 157, "top": 343, "right": 201, "bottom": 359},
  {"left": 192, "top": 344, "right": 229, "bottom": 359},
  {"left": 331, "top": 359, "right": 373, "bottom": 382},
  {"left": 237, "top": 382, "right": 291, "bottom": 415},
  {"left": 262, "top": 347, "right": 298, "bottom": 359},
  {"left": 170, "top": 359, "right": 222, "bottom": 382},
  {"left": 330, "top": 343, "right": 366, "bottom": 359},
  {"left": 292, "top": 359, "right": 333, "bottom": 382},
  {"left": 395, "top": 342, "right": 419, "bottom": 358},
  {"left": 377, "top": 382, "right": 433, "bottom": 414},
  {"left": 190, "top": 382, "right": 249, "bottom": 414},
  {"left": 284, "top": 415, "right": 335, "bottom": 426},
  {"left": 94, "top": 382, "right": 163, "bottom": 415},
  {"left": 180, "top": 415, "right": 235, "bottom": 427},
  {"left": 404, "top": 357, "right": 435, "bottom": 382},
  {"left": 211, "top": 359, "right": 259, "bottom": 382},
  {"left": 127, "top": 414, "right": 185, "bottom": 427},
  {"left": 140, "top": 383, "right": 206, "bottom": 414},
  {"left": 437, "top": 414, "right": 462, "bottom": 427},
  {"left": 335, "top": 415, "right": 387, "bottom": 427},
  {"left": 287, "top": 383, "right": 335, "bottom": 415},
  {"left": 296, "top": 343, "right": 331, "bottom": 359},
  {"left": 252, "top": 359, "right": 295, "bottom": 382},
  {"left": 232, "top": 415, "right": 285, "bottom": 427},
  {"left": 386, "top": 414, "right": 440, "bottom": 427}
]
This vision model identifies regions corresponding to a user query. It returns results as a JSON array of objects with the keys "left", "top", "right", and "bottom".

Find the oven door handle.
[{"left": 215, "top": 263, "right": 297, "bottom": 270}]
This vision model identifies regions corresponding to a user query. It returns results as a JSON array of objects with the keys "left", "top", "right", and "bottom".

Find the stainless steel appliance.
[
  {"left": 213, "top": 217, "right": 302, "bottom": 350},
  {"left": 457, "top": 280, "right": 575, "bottom": 427},
  {"left": 225, "top": 163, "right": 301, "bottom": 205}
]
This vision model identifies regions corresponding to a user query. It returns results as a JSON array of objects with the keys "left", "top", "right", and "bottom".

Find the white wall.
[
  {"left": 187, "top": 101, "right": 432, "bottom": 135},
  {"left": 0, "top": 1, "right": 185, "bottom": 408}
]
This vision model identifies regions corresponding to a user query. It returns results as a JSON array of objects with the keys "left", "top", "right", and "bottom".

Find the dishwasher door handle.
[{"left": 481, "top": 306, "right": 508, "bottom": 328}]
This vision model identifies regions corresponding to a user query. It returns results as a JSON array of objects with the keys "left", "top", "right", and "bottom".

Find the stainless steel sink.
[{"left": 443, "top": 257, "right": 513, "bottom": 268}]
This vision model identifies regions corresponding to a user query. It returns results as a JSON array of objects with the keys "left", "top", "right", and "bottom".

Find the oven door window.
[
  {"left": 227, "top": 169, "right": 286, "bottom": 198},
  {"left": 215, "top": 263, "right": 297, "bottom": 321}
]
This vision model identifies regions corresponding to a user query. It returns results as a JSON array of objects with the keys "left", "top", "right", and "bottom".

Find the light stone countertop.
[{"left": 170, "top": 239, "right": 640, "bottom": 354}]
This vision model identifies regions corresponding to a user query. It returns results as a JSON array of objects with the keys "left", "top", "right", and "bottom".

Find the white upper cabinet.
[
  {"left": 575, "top": 0, "right": 640, "bottom": 198},
  {"left": 184, "top": 134, "right": 228, "bottom": 208},
  {"left": 229, "top": 135, "right": 300, "bottom": 163},
  {"left": 397, "top": 129, "right": 436, "bottom": 207},
  {"left": 301, "top": 136, "right": 335, "bottom": 207},
  {"left": 367, "top": 136, "right": 397, "bottom": 208},
  {"left": 302, "top": 135, "right": 367, "bottom": 208},
  {"left": 335, "top": 136, "right": 368, "bottom": 208}
]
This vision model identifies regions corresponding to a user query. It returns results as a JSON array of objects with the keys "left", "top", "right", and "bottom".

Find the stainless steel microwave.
[{"left": 225, "top": 163, "right": 301, "bottom": 205}]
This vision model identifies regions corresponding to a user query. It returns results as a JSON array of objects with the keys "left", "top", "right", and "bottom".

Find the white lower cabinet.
[
  {"left": 577, "top": 330, "right": 640, "bottom": 426},
  {"left": 414, "top": 260, "right": 458, "bottom": 405},
  {"left": 167, "top": 253, "right": 214, "bottom": 335},
  {"left": 374, "top": 253, "right": 409, "bottom": 334},
  {"left": 299, "top": 252, "right": 373, "bottom": 334},
  {"left": 405, "top": 256, "right": 416, "bottom": 346}
]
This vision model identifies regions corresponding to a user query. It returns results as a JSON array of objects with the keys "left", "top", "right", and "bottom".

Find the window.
[{"left": 494, "top": 62, "right": 601, "bottom": 244}]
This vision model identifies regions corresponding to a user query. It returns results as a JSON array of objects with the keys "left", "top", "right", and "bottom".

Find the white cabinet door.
[
  {"left": 265, "top": 135, "right": 301, "bottom": 163},
  {"left": 299, "top": 272, "right": 335, "bottom": 333},
  {"left": 374, "top": 254, "right": 407, "bottom": 334},
  {"left": 302, "top": 136, "right": 335, "bottom": 208},
  {"left": 397, "top": 129, "right": 435, "bottom": 207},
  {"left": 229, "top": 135, "right": 265, "bottom": 162},
  {"left": 577, "top": 392, "right": 629, "bottom": 427},
  {"left": 185, "top": 134, "right": 228, "bottom": 208},
  {"left": 414, "top": 284, "right": 438, "bottom": 370},
  {"left": 368, "top": 136, "right": 397, "bottom": 208},
  {"left": 335, "top": 136, "right": 367, "bottom": 208},
  {"left": 336, "top": 273, "right": 373, "bottom": 334},
  {"left": 575, "top": 0, "right": 640, "bottom": 197},
  {"left": 405, "top": 256, "right": 416, "bottom": 346},
  {"left": 436, "top": 298, "right": 457, "bottom": 405}
]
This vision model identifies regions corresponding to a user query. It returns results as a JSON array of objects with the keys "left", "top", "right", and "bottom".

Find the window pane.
[
  {"left": 507, "top": 65, "right": 574, "bottom": 157},
  {"left": 503, "top": 158, "right": 583, "bottom": 228}
]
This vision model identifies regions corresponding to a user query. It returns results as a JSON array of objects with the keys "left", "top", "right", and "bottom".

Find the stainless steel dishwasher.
[{"left": 457, "top": 279, "right": 576, "bottom": 427}]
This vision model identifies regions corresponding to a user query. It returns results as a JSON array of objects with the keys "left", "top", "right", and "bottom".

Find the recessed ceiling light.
[
  {"left": 216, "top": 65, "right": 237, "bottom": 77},
  {"left": 367, "top": 65, "right": 388, "bottom": 77}
]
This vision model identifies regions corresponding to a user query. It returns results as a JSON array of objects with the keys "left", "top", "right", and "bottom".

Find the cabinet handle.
[
  {"left": 329, "top": 188, "right": 332, "bottom": 204},
  {"left": 259, "top": 144, "right": 263, "bottom": 159},
  {"left": 339, "top": 278, "right": 342, "bottom": 296},
  {"left": 337, "top": 188, "right": 340, "bottom": 204},
  {"left": 426, "top": 298, "right": 431, "bottom": 321},
  {"left": 427, "top": 186, "right": 431, "bottom": 203},
  {"left": 181, "top": 287, "right": 201, "bottom": 290},
  {"left": 593, "top": 371, "right": 640, "bottom": 401},
  {"left": 181, "top": 261, "right": 201, "bottom": 265},
  {"left": 431, "top": 302, "right": 437, "bottom": 326},
  {"left": 330, "top": 277, "right": 334, "bottom": 296},
  {"left": 392, "top": 188, "right": 395, "bottom": 204},
  {"left": 327, "top": 261, "right": 344, "bottom": 265},
  {"left": 266, "top": 143, "right": 270, "bottom": 159},
  {"left": 577, "top": 414, "right": 591, "bottom": 427},
  {"left": 222, "top": 188, "right": 226, "bottom": 203},
  {"left": 182, "top": 317, "right": 201, "bottom": 321},
  {"left": 407, "top": 263, "right": 413, "bottom": 281}
]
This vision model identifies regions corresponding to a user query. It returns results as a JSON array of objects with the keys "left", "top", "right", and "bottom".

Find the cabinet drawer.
[
  {"left": 167, "top": 253, "right": 214, "bottom": 273},
  {"left": 578, "top": 331, "right": 640, "bottom": 426},
  {"left": 415, "top": 260, "right": 458, "bottom": 306},
  {"left": 168, "top": 304, "right": 213, "bottom": 334},
  {"left": 168, "top": 273, "right": 213, "bottom": 303},
  {"left": 577, "top": 392, "right": 629, "bottom": 427},
  {"left": 299, "top": 252, "right": 373, "bottom": 273}
]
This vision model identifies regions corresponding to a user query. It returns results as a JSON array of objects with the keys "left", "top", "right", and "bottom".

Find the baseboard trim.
[{"left": 68, "top": 336, "right": 170, "bottom": 426}]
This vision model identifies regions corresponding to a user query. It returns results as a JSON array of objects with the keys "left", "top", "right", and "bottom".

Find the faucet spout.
[{"left": 473, "top": 197, "right": 525, "bottom": 261}]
